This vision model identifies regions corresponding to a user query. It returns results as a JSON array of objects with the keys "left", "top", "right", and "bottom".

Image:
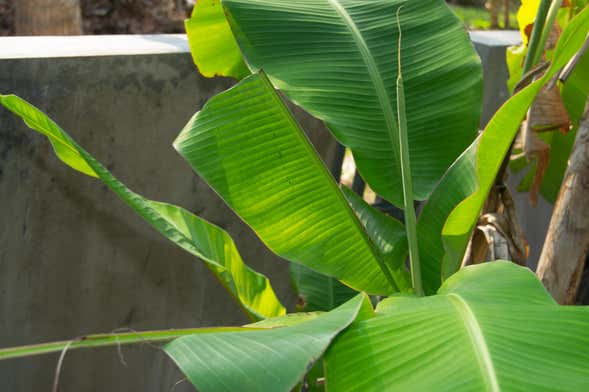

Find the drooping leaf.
[
  {"left": 341, "top": 186, "right": 411, "bottom": 291},
  {"left": 165, "top": 293, "right": 370, "bottom": 392},
  {"left": 174, "top": 71, "right": 400, "bottom": 295},
  {"left": 416, "top": 138, "right": 478, "bottom": 294},
  {"left": 325, "top": 261, "right": 589, "bottom": 391},
  {"left": 222, "top": 0, "right": 482, "bottom": 207},
  {"left": 290, "top": 263, "right": 357, "bottom": 312},
  {"left": 184, "top": 0, "right": 249, "bottom": 79},
  {"left": 441, "top": 7, "right": 589, "bottom": 280},
  {"left": 0, "top": 94, "right": 285, "bottom": 320}
]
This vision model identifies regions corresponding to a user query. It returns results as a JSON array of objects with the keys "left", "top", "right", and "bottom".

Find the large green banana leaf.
[
  {"left": 441, "top": 6, "right": 589, "bottom": 279},
  {"left": 0, "top": 94, "right": 285, "bottom": 320},
  {"left": 325, "top": 261, "right": 589, "bottom": 391},
  {"left": 165, "top": 293, "right": 370, "bottom": 392},
  {"left": 289, "top": 186, "right": 411, "bottom": 312},
  {"left": 174, "top": 71, "right": 400, "bottom": 294},
  {"left": 185, "top": 0, "right": 249, "bottom": 79},
  {"left": 221, "top": 0, "right": 482, "bottom": 207}
]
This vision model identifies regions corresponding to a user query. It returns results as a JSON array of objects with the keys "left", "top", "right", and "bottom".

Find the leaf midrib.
[
  {"left": 257, "top": 71, "right": 399, "bottom": 293},
  {"left": 448, "top": 293, "right": 500, "bottom": 392},
  {"left": 325, "top": 0, "right": 400, "bottom": 169}
]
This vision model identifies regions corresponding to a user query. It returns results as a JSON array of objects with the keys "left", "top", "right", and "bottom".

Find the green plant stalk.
[
  {"left": 533, "top": 0, "right": 564, "bottom": 66},
  {"left": 396, "top": 8, "right": 423, "bottom": 296},
  {"left": 0, "top": 327, "right": 248, "bottom": 361},
  {"left": 523, "top": 0, "right": 553, "bottom": 73}
]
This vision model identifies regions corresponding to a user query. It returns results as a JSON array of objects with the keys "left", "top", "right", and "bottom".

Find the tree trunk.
[
  {"left": 536, "top": 100, "right": 589, "bottom": 304},
  {"left": 487, "top": 0, "right": 501, "bottom": 29},
  {"left": 15, "top": 0, "right": 83, "bottom": 35},
  {"left": 503, "top": 0, "right": 510, "bottom": 29}
]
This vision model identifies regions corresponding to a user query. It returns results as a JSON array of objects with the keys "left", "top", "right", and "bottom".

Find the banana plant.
[{"left": 1, "top": 0, "right": 589, "bottom": 391}]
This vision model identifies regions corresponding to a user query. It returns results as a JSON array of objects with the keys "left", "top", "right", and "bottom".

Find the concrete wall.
[
  {"left": 0, "top": 32, "right": 550, "bottom": 391},
  {"left": 0, "top": 35, "right": 337, "bottom": 391}
]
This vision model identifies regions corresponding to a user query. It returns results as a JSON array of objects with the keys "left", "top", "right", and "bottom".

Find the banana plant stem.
[
  {"left": 396, "top": 7, "right": 424, "bottom": 296},
  {"left": 0, "top": 327, "right": 245, "bottom": 361},
  {"left": 523, "top": 0, "right": 552, "bottom": 73},
  {"left": 533, "top": 0, "right": 564, "bottom": 66}
]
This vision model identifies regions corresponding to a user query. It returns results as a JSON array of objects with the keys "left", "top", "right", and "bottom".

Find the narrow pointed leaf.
[
  {"left": 441, "top": 7, "right": 589, "bottom": 278},
  {"left": 325, "top": 261, "right": 589, "bottom": 391},
  {"left": 222, "top": 0, "right": 482, "bottom": 206},
  {"left": 165, "top": 293, "right": 370, "bottom": 392},
  {"left": 185, "top": 0, "right": 249, "bottom": 79},
  {"left": 0, "top": 94, "right": 285, "bottom": 320},
  {"left": 174, "top": 72, "right": 399, "bottom": 295}
]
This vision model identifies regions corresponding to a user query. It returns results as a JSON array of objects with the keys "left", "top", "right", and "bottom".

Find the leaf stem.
[
  {"left": 532, "top": 0, "right": 564, "bottom": 66},
  {"left": 0, "top": 327, "right": 244, "bottom": 361},
  {"left": 396, "top": 7, "right": 423, "bottom": 296},
  {"left": 523, "top": 0, "right": 552, "bottom": 73}
]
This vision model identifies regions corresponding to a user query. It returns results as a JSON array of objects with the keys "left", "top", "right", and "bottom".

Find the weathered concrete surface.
[
  {"left": 470, "top": 30, "right": 521, "bottom": 127},
  {"left": 0, "top": 35, "right": 337, "bottom": 391}
]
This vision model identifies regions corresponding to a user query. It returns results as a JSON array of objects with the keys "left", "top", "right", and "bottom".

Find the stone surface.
[
  {"left": 470, "top": 30, "right": 522, "bottom": 127},
  {"left": 0, "top": 35, "right": 336, "bottom": 391}
]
